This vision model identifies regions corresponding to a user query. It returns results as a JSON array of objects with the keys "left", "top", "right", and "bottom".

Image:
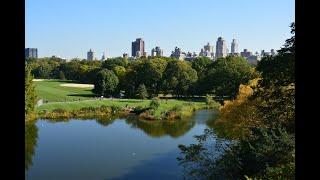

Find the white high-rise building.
[
  {"left": 231, "top": 39, "right": 238, "bottom": 54},
  {"left": 215, "top": 37, "right": 227, "bottom": 59}
]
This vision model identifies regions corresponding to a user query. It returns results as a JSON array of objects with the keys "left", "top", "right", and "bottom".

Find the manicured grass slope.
[
  {"left": 34, "top": 80, "right": 94, "bottom": 102},
  {"left": 36, "top": 99, "right": 207, "bottom": 113},
  {"left": 34, "top": 79, "right": 220, "bottom": 120}
]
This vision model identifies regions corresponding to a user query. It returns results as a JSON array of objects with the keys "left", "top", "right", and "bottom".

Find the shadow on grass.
[
  {"left": 43, "top": 79, "right": 75, "bottom": 83},
  {"left": 68, "top": 94, "right": 97, "bottom": 98},
  {"left": 118, "top": 99, "right": 147, "bottom": 103}
]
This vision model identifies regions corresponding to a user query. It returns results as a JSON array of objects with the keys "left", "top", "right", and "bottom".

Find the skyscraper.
[
  {"left": 151, "top": 46, "right": 163, "bottom": 57},
  {"left": 87, "top": 49, "right": 94, "bottom": 60},
  {"left": 231, "top": 39, "right": 238, "bottom": 54},
  {"left": 215, "top": 37, "right": 227, "bottom": 59},
  {"left": 132, "top": 38, "right": 145, "bottom": 57},
  {"left": 25, "top": 48, "right": 38, "bottom": 59}
]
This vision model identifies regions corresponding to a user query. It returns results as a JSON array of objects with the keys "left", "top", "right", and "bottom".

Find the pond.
[{"left": 25, "top": 110, "right": 221, "bottom": 180}]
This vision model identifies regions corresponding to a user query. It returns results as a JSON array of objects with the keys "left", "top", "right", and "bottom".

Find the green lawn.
[
  {"left": 34, "top": 79, "right": 95, "bottom": 102},
  {"left": 36, "top": 98, "right": 207, "bottom": 113},
  {"left": 34, "top": 79, "right": 220, "bottom": 119}
]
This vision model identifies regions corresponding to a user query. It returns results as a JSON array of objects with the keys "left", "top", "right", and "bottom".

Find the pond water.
[{"left": 25, "top": 110, "right": 220, "bottom": 180}]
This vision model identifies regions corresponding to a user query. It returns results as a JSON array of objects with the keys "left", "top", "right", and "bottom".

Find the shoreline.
[{"left": 27, "top": 99, "right": 221, "bottom": 122}]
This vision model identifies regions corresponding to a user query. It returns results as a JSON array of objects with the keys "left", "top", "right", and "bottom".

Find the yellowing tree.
[{"left": 215, "top": 78, "right": 263, "bottom": 139}]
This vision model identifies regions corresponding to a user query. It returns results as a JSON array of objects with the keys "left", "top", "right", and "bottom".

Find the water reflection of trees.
[
  {"left": 40, "top": 115, "right": 119, "bottom": 127},
  {"left": 125, "top": 115, "right": 196, "bottom": 138},
  {"left": 25, "top": 122, "right": 38, "bottom": 170},
  {"left": 95, "top": 115, "right": 119, "bottom": 126}
]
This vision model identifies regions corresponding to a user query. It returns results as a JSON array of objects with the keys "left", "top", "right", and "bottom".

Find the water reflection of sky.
[{"left": 26, "top": 110, "right": 220, "bottom": 180}]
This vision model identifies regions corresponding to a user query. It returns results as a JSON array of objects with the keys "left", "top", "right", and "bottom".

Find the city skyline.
[{"left": 26, "top": 0, "right": 294, "bottom": 59}]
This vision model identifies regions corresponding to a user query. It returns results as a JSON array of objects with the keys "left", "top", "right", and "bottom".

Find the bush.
[
  {"left": 80, "top": 107, "right": 96, "bottom": 112},
  {"left": 149, "top": 98, "right": 160, "bottom": 110},
  {"left": 137, "top": 84, "right": 148, "bottom": 99},
  {"left": 205, "top": 94, "right": 213, "bottom": 105},
  {"left": 52, "top": 108, "right": 67, "bottom": 113}
]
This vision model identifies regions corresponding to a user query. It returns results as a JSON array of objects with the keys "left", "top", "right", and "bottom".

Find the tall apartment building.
[
  {"left": 199, "top": 43, "right": 214, "bottom": 59},
  {"left": 240, "top": 49, "right": 252, "bottom": 58},
  {"left": 132, "top": 38, "right": 146, "bottom": 57},
  {"left": 215, "top": 37, "right": 227, "bottom": 59},
  {"left": 204, "top": 42, "right": 214, "bottom": 52},
  {"left": 170, "top": 47, "right": 186, "bottom": 60},
  {"left": 231, "top": 39, "right": 238, "bottom": 54},
  {"left": 25, "top": 48, "right": 38, "bottom": 59},
  {"left": 87, "top": 49, "right": 94, "bottom": 60},
  {"left": 271, "top": 49, "right": 276, "bottom": 56},
  {"left": 151, "top": 46, "right": 163, "bottom": 57}
]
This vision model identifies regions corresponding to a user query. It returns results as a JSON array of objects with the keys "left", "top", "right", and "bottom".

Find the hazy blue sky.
[{"left": 26, "top": 0, "right": 295, "bottom": 59}]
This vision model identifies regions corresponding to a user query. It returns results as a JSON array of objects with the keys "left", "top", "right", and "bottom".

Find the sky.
[{"left": 26, "top": 0, "right": 295, "bottom": 59}]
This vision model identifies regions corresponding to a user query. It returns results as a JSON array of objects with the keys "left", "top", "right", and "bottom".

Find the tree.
[
  {"left": 139, "top": 58, "right": 168, "bottom": 97},
  {"left": 191, "top": 56, "right": 212, "bottom": 79},
  {"left": 256, "top": 22, "right": 295, "bottom": 88},
  {"left": 25, "top": 65, "right": 37, "bottom": 116},
  {"left": 112, "top": 65, "right": 127, "bottom": 91},
  {"left": 93, "top": 69, "right": 119, "bottom": 97},
  {"left": 59, "top": 71, "right": 66, "bottom": 80},
  {"left": 163, "top": 61, "right": 198, "bottom": 97},
  {"left": 206, "top": 56, "right": 257, "bottom": 99},
  {"left": 59, "top": 60, "right": 82, "bottom": 81},
  {"left": 137, "top": 84, "right": 148, "bottom": 99},
  {"left": 178, "top": 22, "right": 296, "bottom": 179},
  {"left": 102, "top": 57, "right": 128, "bottom": 69},
  {"left": 149, "top": 98, "right": 160, "bottom": 110}
]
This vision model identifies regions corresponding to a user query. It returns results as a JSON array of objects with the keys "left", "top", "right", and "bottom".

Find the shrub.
[
  {"left": 80, "top": 107, "right": 96, "bottom": 112},
  {"left": 149, "top": 98, "right": 160, "bottom": 110},
  {"left": 52, "top": 108, "right": 67, "bottom": 113},
  {"left": 205, "top": 94, "right": 213, "bottom": 105}
]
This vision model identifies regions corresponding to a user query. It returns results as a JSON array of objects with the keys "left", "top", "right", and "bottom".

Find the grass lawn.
[
  {"left": 34, "top": 79, "right": 95, "bottom": 102},
  {"left": 34, "top": 79, "right": 220, "bottom": 120},
  {"left": 36, "top": 98, "right": 208, "bottom": 113}
]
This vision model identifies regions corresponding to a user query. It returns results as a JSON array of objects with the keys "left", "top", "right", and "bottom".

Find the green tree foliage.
[
  {"left": 163, "top": 60, "right": 198, "bottom": 97},
  {"left": 137, "top": 84, "right": 148, "bottom": 99},
  {"left": 25, "top": 65, "right": 37, "bottom": 116},
  {"left": 93, "top": 69, "right": 119, "bottom": 97},
  {"left": 178, "top": 22, "right": 295, "bottom": 179},
  {"left": 191, "top": 57, "right": 213, "bottom": 95},
  {"left": 149, "top": 98, "right": 160, "bottom": 110},
  {"left": 112, "top": 65, "right": 127, "bottom": 91},
  {"left": 205, "top": 94, "right": 213, "bottom": 105},
  {"left": 206, "top": 56, "right": 257, "bottom": 99},
  {"left": 102, "top": 57, "right": 128, "bottom": 69},
  {"left": 191, "top": 56, "right": 212, "bottom": 79},
  {"left": 178, "top": 127, "right": 295, "bottom": 179},
  {"left": 139, "top": 58, "right": 168, "bottom": 97},
  {"left": 59, "top": 71, "right": 66, "bottom": 80}
]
